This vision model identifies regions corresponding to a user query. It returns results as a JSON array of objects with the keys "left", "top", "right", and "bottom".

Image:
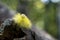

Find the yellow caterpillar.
[{"left": 13, "top": 13, "right": 32, "bottom": 29}]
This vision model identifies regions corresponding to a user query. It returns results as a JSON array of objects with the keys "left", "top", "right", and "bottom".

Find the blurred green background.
[{"left": 0, "top": 0, "right": 58, "bottom": 39}]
